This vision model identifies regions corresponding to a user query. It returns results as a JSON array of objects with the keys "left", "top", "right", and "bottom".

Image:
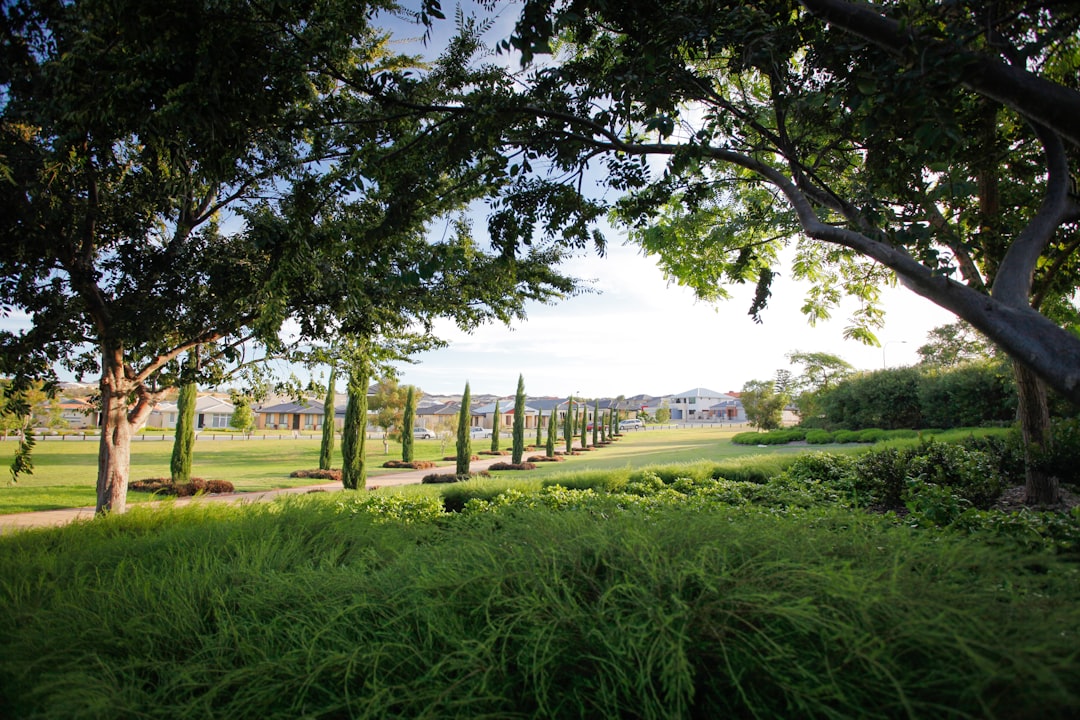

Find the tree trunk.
[
  {"left": 97, "top": 360, "right": 134, "bottom": 515},
  {"left": 1014, "top": 362, "right": 1061, "bottom": 505}
]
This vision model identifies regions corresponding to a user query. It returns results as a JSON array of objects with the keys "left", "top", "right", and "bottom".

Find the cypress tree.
[
  {"left": 536, "top": 408, "right": 543, "bottom": 448},
  {"left": 564, "top": 397, "right": 573, "bottom": 454},
  {"left": 402, "top": 385, "right": 416, "bottom": 462},
  {"left": 580, "top": 406, "right": 587, "bottom": 448},
  {"left": 456, "top": 382, "right": 471, "bottom": 475},
  {"left": 592, "top": 399, "right": 600, "bottom": 447},
  {"left": 318, "top": 367, "right": 336, "bottom": 470},
  {"left": 341, "top": 365, "right": 369, "bottom": 490},
  {"left": 170, "top": 378, "right": 196, "bottom": 483},
  {"left": 512, "top": 374, "right": 526, "bottom": 464},
  {"left": 490, "top": 398, "right": 501, "bottom": 452},
  {"left": 545, "top": 404, "right": 556, "bottom": 457}
]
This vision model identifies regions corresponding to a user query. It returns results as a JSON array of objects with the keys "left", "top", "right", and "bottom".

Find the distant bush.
[
  {"left": 129, "top": 478, "right": 234, "bottom": 496},
  {"left": 805, "top": 429, "right": 834, "bottom": 444},
  {"left": 290, "top": 469, "right": 342, "bottom": 481},
  {"left": 488, "top": 462, "right": 536, "bottom": 471},
  {"left": 382, "top": 460, "right": 437, "bottom": 470},
  {"left": 731, "top": 429, "right": 805, "bottom": 445}
]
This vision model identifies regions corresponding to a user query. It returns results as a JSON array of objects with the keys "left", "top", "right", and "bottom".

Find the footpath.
[{"left": 0, "top": 455, "right": 513, "bottom": 534}]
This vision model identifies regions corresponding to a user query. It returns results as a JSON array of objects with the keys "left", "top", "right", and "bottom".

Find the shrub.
[
  {"left": 488, "top": 462, "right": 537, "bottom": 471},
  {"left": 905, "top": 441, "right": 1003, "bottom": 509},
  {"left": 382, "top": 460, "right": 437, "bottom": 470},
  {"left": 853, "top": 448, "right": 910, "bottom": 508},
  {"left": 805, "top": 429, "right": 835, "bottom": 444},
  {"left": 856, "top": 428, "right": 886, "bottom": 443},
  {"left": 289, "top": 469, "right": 342, "bottom": 482}
]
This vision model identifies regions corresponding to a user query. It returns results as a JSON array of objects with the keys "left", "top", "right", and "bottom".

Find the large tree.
[
  {"left": 0, "top": 0, "right": 578, "bottom": 513},
  {"left": 401, "top": 0, "right": 1079, "bottom": 503}
]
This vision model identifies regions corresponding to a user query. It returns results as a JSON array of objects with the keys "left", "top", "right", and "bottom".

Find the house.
[
  {"left": 472, "top": 400, "right": 541, "bottom": 433},
  {"left": 669, "top": 388, "right": 740, "bottom": 421},
  {"left": 254, "top": 398, "right": 332, "bottom": 432},
  {"left": 415, "top": 402, "right": 461, "bottom": 431},
  {"left": 36, "top": 396, "right": 99, "bottom": 430},
  {"left": 706, "top": 393, "right": 747, "bottom": 423},
  {"left": 148, "top": 395, "right": 235, "bottom": 430}
]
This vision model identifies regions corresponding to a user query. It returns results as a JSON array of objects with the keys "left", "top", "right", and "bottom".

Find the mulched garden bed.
[
  {"left": 421, "top": 470, "right": 492, "bottom": 484},
  {"left": 527, "top": 455, "right": 565, "bottom": 463},
  {"left": 290, "top": 469, "right": 342, "bottom": 482},
  {"left": 488, "top": 462, "right": 537, "bottom": 471},
  {"left": 129, "top": 477, "right": 235, "bottom": 496},
  {"left": 381, "top": 460, "right": 438, "bottom": 470}
]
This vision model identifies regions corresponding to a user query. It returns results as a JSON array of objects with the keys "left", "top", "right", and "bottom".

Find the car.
[
  {"left": 412, "top": 426, "right": 436, "bottom": 439},
  {"left": 619, "top": 419, "right": 644, "bottom": 430},
  {"left": 469, "top": 425, "right": 492, "bottom": 439}
]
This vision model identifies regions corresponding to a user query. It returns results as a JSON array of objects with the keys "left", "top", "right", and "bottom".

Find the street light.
[{"left": 883, "top": 340, "right": 908, "bottom": 369}]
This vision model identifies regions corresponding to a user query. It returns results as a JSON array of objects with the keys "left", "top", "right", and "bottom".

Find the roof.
[{"left": 673, "top": 387, "right": 726, "bottom": 399}]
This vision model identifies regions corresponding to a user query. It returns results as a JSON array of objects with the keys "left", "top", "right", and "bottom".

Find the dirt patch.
[{"left": 991, "top": 485, "right": 1080, "bottom": 513}]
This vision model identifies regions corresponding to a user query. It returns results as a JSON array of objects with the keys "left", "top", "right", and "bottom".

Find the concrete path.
[{"left": 0, "top": 455, "right": 516, "bottom": 533}]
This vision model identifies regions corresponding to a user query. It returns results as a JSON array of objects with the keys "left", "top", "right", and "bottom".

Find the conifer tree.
[
  {"left": 456, "top": 383, "right": 471, "bottom": 475},
  {"left": 170, "top": 378, "right": 196, "bottom": 484},
  {"left": 536, "top": 410, "right": 543, "bottom": 448},
  {"left": 580, "top": 406, "right": 587, "bottom": 448},
  {"left": 341, "top": 365, "right": 369, "bottom": 490},
  {"left": 564, "top": 397, "right": 574, "bottom": 454},
  {"left": 512, "top": 375, "right": 526, "bottom": 464},
  {"left": 319, "top": 367, "right": 337, "bottom": 470},
  {"left": 593, "top": 399, "right": 600, "bottom": 447},
  {"left": 402, "top": 385, "right": 416, "bottom": 462},
  {"left": 546, "top": 405, "right": 556, "bottom": 457},
  {"left": 490, "top": 398, "right": 501, "bottom": 452}
]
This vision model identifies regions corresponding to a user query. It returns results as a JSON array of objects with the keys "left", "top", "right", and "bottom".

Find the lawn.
[{"left": 0, "top": 427, "right": 830, "bottom": 514}]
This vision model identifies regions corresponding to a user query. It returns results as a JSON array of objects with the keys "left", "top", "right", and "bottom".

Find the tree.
[
  {"left": 545, "top": 405, "right": 557, "bottom": 457},
  {"left": 512, "top": 375, "right": 527, "bottom": 464},
  {"left": 741, "top": 380, "right": 788, "bottom": 432},
  {"left": 319, "top": 368, "right": 338, "bottom": 471},
  {"left": 536, "top": 405, "right": 544, "bottom": 448},
  {"left": 580, "top": 406, "right": 588, "bottom": 448},
  {"left": 487, "top": 399, "right": 500, "bottom": 453},
  {"left": 0, "top": 0, "right": 580, "bottom": 514},
  {"left": 371, "top": 376, "right": 408, "bottom": 445},
  {"left": 918, "top": 322, "right": 995, "bottom": 368},
  {"left": 341, "top": 365, "right": 369, "bottom": 491},
  {"left": 229, "top": 394, "right": 255, "bottom": 437},
  {"left": 415, "top": 0, "right": 1080, "bottom": 503},
  {"left": 170, "top": 378, "right": 196, "bottom": 484},
  {"left": 787, "top": 352, "right": 856, "bottom": 393},
  {"left": 402, "top": 386, "right": 417, "bottom": 463},
  {"left": 456, "top": 383, "right": 472, "bottom": 476},
  {"left": 564, "top": 398, "right": 574, "bottom": 454},
  {"left": 592, "top": 399, "right": 600, "bottom": 447}
]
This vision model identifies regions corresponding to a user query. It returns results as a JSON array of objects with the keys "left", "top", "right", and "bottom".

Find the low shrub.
[
  {"left": 382, "top": 460, "right": 437, "bottom": 470},
  {"left": 289, "top": 469, "right": 342, "bottom": 482},
  {"left": 422, "top": 471, "right": 491, "bottom": 485},
  {"left": 129, "top": 478, "right": 235, "bottom": 496},
  {"left": 527, "top": 455, "right": 564, "bottom": 463},
  {"left": 488, "top": 462, "right": 537, "bottom": 471},
  {"left": 805, "top": 429, "right": 835, "bottom": 444}
]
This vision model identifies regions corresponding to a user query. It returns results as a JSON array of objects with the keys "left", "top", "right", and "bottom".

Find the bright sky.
[{"left": 383, "top": 237, "right": 957, "bottom": 398}]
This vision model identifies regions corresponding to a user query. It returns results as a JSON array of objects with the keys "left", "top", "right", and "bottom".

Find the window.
[{"left": 212, "top": 414, "right": 230, "bottom": 428}]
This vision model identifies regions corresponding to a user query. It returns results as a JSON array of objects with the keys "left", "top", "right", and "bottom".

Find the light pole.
[{"left": 883, "top": 340, "right": 908, "bottom": 369}]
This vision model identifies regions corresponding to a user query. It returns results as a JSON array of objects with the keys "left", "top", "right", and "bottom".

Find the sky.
[{"left": 368, "top": 237, "right": 958, "bottom": 399}]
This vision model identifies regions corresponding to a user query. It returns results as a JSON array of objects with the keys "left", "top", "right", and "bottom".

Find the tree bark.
[
  {"left": 97, "top": 358, "right": 134, "bottom": 515},
  {"left": 1013, "top": 362, "right": 1061, "bottom": 505}
]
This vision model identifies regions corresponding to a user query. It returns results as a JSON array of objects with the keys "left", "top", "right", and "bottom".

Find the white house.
[
  {"left": 149, "top": 395, "right": 235, "bottom": 430},
  {"left": 669, "top": 388, "right": 746, "bottom": 422}
]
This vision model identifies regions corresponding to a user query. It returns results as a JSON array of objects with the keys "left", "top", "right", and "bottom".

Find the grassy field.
[{"left": 0, "top": 427, "right": 831, "bottom": 514}]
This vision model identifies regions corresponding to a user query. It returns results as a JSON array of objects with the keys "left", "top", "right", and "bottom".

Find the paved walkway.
[{"left": 0, "top": 455, "right": 514, "bottom": 533}]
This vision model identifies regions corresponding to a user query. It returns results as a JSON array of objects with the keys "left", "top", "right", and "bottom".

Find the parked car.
[
  {"left": 619, "top": 419, "right": 644, "bottom": 430},
  {"left": 412, "top": 426, "right": 436, "bottom": 439},
  {"left": 469, "top": 425, "right": 492, "bottom": 439}
]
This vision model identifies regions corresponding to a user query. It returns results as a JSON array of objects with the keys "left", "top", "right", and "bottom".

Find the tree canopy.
[
  {"left": 399, "top": 0, "right": 1080, "bottom": 407},
  {"left": 0, "top": 0, "right": 580, "bottom": 512}
]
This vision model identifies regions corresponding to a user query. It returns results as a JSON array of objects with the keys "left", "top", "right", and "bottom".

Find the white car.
[
  {"left": 619, "top": 419, "right": 644, "bottom": 430},
  {"left": 469, "top": 425, "right": 492, "bottom": 439},
  {"left": 412, "top": 426, "right": 436, "bottom": 439}
]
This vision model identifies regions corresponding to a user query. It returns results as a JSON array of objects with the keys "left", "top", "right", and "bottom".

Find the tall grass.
[{"left": 1, "top": 494, "right": 1076, "bottom": 719}]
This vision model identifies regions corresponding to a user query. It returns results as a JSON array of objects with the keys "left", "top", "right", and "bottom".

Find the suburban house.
[
  {"left": 33, "top": 396, "right": 99, "bottom": 430},
  {"left": 148, "top": 395, "right": 235, "bottom": 430},
  {"left": 669, "top": 388, "right": 745, "bottom": 422},
  {"left": 415, "top": 402, "right": 461, "bottom": 431},
  {"left": 471, "top": 400, "right": 540, "bottom": 433},
  {"left": 254, "top": 399, "right": 336, "bottom": 432}
]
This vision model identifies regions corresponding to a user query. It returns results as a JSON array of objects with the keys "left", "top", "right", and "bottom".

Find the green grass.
[
  {"left": 0, "top": 493, "right": 1076, "bottom": 719},
  {"left": 0, "top": 436, "right": 459, "bottom": 513}
]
